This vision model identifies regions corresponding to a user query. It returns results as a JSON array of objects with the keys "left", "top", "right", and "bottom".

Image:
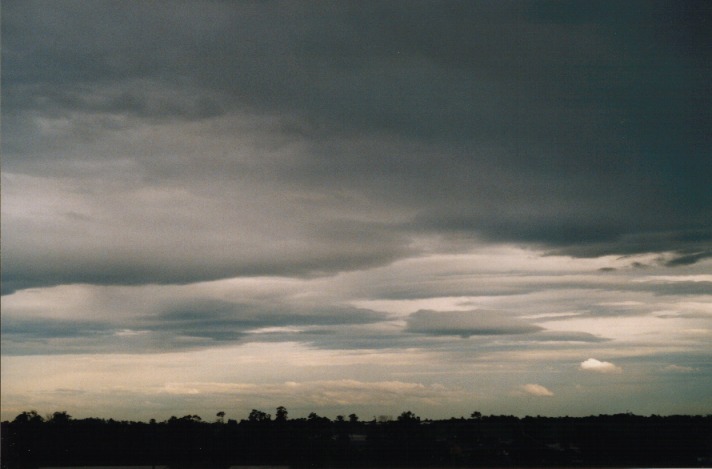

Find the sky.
[{"left": 1, "top": 0, "right": 711, "bottom": 422}]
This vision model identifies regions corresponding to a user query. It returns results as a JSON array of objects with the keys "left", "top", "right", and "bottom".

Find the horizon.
[
  {"left": 1, "top": 0, "right": 711, "bottom": 423},
  {"left": 6, "top": 408, "right": 712, "bottom": 425}
]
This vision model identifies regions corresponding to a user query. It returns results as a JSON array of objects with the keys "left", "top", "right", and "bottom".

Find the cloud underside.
[
  {"left": 1, "top": 295, "right": 611, "bottom": 355},
  {"left": 5, "top": 246, "right": 711, "bottom": 357},
  {"left": 406, "top": 310, "right": 542, "bottom": 337},
  {"left": 2, "top": 1, "right": 712, "bottom": 293}
]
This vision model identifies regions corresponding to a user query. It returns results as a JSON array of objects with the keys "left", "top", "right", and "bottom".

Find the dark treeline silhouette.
[{"left": 2, "top": 409, "right": 711, "bottom": 468}]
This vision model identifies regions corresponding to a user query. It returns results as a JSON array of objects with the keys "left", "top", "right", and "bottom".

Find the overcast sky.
[{"left": 2, "top": 0, "right": 711, "bottom": 422}]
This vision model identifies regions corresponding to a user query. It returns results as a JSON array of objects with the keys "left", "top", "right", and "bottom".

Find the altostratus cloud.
[{"left": 579, "top": 358, "right": 622, "bottom": 374}]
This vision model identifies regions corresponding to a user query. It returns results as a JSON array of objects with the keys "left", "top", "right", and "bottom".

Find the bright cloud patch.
[
  {"left": 579, "top": 358, "right": 622, "bottom": 374},
  {"left": 522, "top": 384, "right": 554, "bottom": 397}
]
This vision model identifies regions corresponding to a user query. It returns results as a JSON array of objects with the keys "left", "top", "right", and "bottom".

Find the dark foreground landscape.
[{"left": 2, "top": 410, "right": 711, "bottom": 468}]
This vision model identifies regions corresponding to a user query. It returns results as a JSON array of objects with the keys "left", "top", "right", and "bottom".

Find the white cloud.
[
  {"left": 521, "top": 384, "right": 554, "bottom": 397},
  {"left": 579, "top": 358, "right": 622, "bottom": 374}
]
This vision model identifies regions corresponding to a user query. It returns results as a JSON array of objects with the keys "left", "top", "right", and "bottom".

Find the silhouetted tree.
[
  {"left": 397, "top": 410, "right": 420, "bottom": 423},
  {"left": 216, "top": 411, "right": 225, "bottom": 423},
  {"left": 3, "top": 410, "right": 711, "bottom": 468},
  {"left": 275, "top": 406, "right": 288, "bottom": 422},
  {"left": 248, "top": 409, "right": 270, "bottom": 422},
  {"left": 12, "top": 410, "right": 44, "bottom": 424},
  {"left": 48, "top": 411, "right": 71, "bottom": 424}
]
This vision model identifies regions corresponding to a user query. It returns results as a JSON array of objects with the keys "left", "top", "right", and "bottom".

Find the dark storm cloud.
[
  {"left": 3, "top": 0, "right": 711, "bottom": 293},
  {"left": 6, "top": 0, "right": 711, "bottom": 142}
]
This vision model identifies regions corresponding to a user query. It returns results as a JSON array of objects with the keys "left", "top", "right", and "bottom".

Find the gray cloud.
[
  {"left": 1, "top": 317, "right": 112, "bottom": 339},
  {"left": 0, "top": 286, "right": 391, "bottom": 354},
  {"left": 0, "top": 167, "right": 415, "bottom": 294},
  {"left": 406, "top": 309, "right": 542, "bottom": 338},
  {"left": 153, "top": 299, "right": 389, "bottom": 331},
  {"left": 528, "top": 331, "right": 609, "bottom": 343},
  {"left": 664, "top": 250, "right": 712, "bottom": 267},
  {"left": 3, "top": 0, "right": 711, "bottom": 296}
]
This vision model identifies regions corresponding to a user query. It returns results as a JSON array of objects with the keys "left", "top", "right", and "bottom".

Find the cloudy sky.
[{"left": 2, "top": 0, "right": 711, "bottom": 422}]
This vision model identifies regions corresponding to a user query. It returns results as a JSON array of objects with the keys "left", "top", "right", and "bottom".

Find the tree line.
[{"left": 2, "top": 409, "right": 711, "bottom": 468}]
